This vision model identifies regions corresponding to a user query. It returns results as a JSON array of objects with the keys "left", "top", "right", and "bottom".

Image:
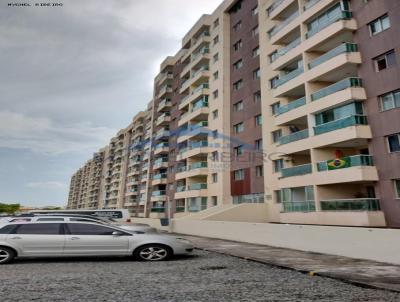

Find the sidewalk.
[{"left": 178, "top": 234, "right": 400, "bottom": 293}]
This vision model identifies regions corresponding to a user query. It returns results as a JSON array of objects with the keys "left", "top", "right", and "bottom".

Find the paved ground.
[
  {"left": 1, "top": 250, "right": 400, "bottom": 302},
  {"left": 178, "top": 234, "right": 400, "bottom": 293}
]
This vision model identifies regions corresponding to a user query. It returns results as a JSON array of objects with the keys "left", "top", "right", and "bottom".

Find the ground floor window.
[{"left": 395, "top": 180, "right": 400, "bottom": 199}]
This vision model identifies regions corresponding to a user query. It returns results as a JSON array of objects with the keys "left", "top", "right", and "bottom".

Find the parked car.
[{"left": 0, "top": 220, "right": 193, "bottom": 264}]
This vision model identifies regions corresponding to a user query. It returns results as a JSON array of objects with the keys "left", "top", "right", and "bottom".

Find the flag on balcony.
[{"left": 327, "top": 157, "right": 350, "bottom": 170}]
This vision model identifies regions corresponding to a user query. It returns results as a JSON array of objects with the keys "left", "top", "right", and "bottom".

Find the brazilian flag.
[{"left": 327, "top": 157, "right": 351, "bottom": 170}]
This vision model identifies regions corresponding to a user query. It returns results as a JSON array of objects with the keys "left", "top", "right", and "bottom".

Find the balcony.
[
  {"left": 281, "top": 163, "right": 312, "bottom": 178},
  {"left": 154, "top": 142, "right": 169, "bottom": 155},
  {"left": 153, "top": 173, "right": 167, "bottom": 180},
  {"left": 188, "top": 183, "right": 207, "bottom": 190},
  {"left": 153, "top": 158, "right": 168, "bottom": 169},
  {"left": 267, "top": 0, "right": 285, "bottom": 17},
  {"left": 156, "top": 113, "right": 171, "bottom": 126},
  {"left": 179, "top": 84, "right": 209, "bottom": 110},
  {"left": 191, "top": 48, "right": 210, "bottom": 63},
  {"left": 320, "top": 198, "right": 381, "bottom": 211},
  {"left": 157, "top": 85, "right": 172, "bottom": 99},
  {"left": 154, "top": 129, "right": 170, "bottom": 140},
  {"left": 311, "top": 78, "right": 362, "bottom": 101},
  {"left": 157, "top": 72, "right": 173, "bottom": 86},
  {"left": 304, "top": 0, "right": 321, "bottom": 10},
  {"left": 314, "top": 115, "right": 368, "bottom": 135},
  {"left": 309, "top": 43, "right": 358, "bottom": 69},
  {"left": 157, "top": 99, "right": 172, "bottom": 112},
  {"left": 275, "top": 66, "right": 304, "bottom": 88},
  {"left": 269, "top": 11, "right": 299, "bottom": 39},
  {"left": 317, "top": 155, "right": 374, "bottom": 171},
  {"left": 282, "top": 201, "right": 316, "bottom": 213},
  {"left": 271, "top": 37, "right": 301, "bottom": 64},
  {"left": 189, "top": 161, "right": 207, "bottom": 170},
  {"left": 306, "top": 10, "right": 352, "bottom": 39},
  {"left": 279, "top": 129, "right": 309, "bottom": 145},
  {"left": 277, "top": 97, "right": 306, "bottom": 115}
]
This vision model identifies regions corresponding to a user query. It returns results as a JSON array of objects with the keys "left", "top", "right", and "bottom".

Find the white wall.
[{"left": 171, "top": 219, "right": 400, "bottom": 265}]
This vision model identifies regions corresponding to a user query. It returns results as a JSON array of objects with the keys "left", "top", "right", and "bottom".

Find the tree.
[{"left": 0, "top": 203, "right": 20, "bottom": 214}]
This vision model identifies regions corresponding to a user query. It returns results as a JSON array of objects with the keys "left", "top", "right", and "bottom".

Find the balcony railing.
[
  {"left": 308, "top": 43, "right": 358, "bottom": 69},
  {"left": 304, "top": 0, "right": 321, "bottom": 10},
  {"left": 281, "top": 163, "right": 312, "bottom": 178},
  {"left": 176, "top": 166, "right": 187, "bottom": 173},
  {"left": 150, "top": 207, "right": 166, "bottom": 213},
  {"left": 267, "top": 0, "right": 284, "bottom": 16},
  {"left": 317, "top": 155, "right": 374, "bottom": 171},
  {"left": 176, "top": 186, "right": 186, "bottom": 192},
  {"left": 190, "top": 140, "right": 208, "bottom": 149},
  {"left": 320, "top": 198, "right": 381, "bottom": 211},
  {"left": 277, "top": 96, "right": 306, "bottom": 115},
  {"left": 191, "top": 66, "right": 209, "bottom": 78},
  {"left": 191, "top": 49, "right": 209, "bottom": 62},
  {"left": 271, "top": 37, "right": 301, "bottom": 62},
  {"left": 154, "top": 158, "right": 168, "bottom": 165},
  {"left": 282, "top": 201, "right": 316, "bottom": 212},
  {"left": 155, "top": 142, "right": 169, "bottom": 149},
  {"left": 275, "top": 66, "right": 304, "bottom": 87},
  {"left": 191, "top": 100, "right": 208, "bottom": 112},
  {"left": 306, "top": 10, "right": 352, "bottom": 39},
  {"left": 152, "top": 190, "right": 166, "bottom": 196},
  {"left": 153, "top": 173, "right": 167, "bottom": 180},
  {"left": 175, "top": 206, "right": 186, "bottom": 212},
  {"left": 269, "top": 11, "right": 300, "bottom": 38},
  {"left": 188, "top": 183, "right": 207, "bottom": 190},
  {"left": 279, "top": 129, "right": 309, "bottom": 145},
  {"left": 192, "top": 83, "right": 209, "bottom": 95},
  {"left": 189, "top": 162, "right": 208, "bottom": 170},
  {"left": 311, "top": 77, "right": 363, "bottom": 101},
  {"left": 190, "top": 121, "right": 208, "bottom": 131},
  {"left": 314, "top": 115, "right": 368, "bottom": 135}
]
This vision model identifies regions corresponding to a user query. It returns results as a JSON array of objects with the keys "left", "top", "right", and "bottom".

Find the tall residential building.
[{"left": 67, "top": 0, "right": 400, "bottom": 228}]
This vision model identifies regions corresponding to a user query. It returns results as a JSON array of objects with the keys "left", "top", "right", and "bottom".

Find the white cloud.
[
  {"left": 26, "top": 181, "right": 67, "bottom": 189},
  {"left": 0, "top": 111, "right": 117, "bottom": 154}
]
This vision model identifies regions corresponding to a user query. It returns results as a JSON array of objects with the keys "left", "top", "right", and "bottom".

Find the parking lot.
[{"left": 0, "top": 250, "right": 399, "bottom": 302}]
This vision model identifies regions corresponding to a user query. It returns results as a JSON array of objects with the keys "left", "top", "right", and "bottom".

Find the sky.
[{"left": 0, "top": 0, "right": 220, "bottom": 207}]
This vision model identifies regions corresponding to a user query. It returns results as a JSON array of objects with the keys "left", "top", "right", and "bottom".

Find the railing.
[
  {"left": 192, "top": 83, "right": 209, "bottom": 95},
  {"left": 279, "top": 129, "right": 309, "bottom": 145},
  {"left": 176, "top": 186, "right": 186, "bottom": 192},
  {"left": 155, "top": 142, "right": 169, "bottom": 149},
  {"left": 150, "top": 207, "right": 166, "bottom": 213},
  {"left": 190, "top": 140, "right": 208, "bottom": 149},
  {"left": 190, "top": 162, "right": 208, "bottom": 170},
  {"left": 314, "top": 115, "right": 368, "bottom": 135},
  {"left": 153, "top": 173, "right": 167, "bottom": 180},
  {"left": 190, "top": 121, "right": 208, "bottom": 131},
  {"left": 152, "top": 190, "right": 166, "bottom": 196},
  {"left": 281, "top": 163, "right": 312, "bottom": 178},
  {"left": 269, "top": 11, "right": 300, "bottom": 38},
  {"left": 306, "top": 10, "right": 352, "bottom": 39},
  {"left": 320, "top": 199, "right": 381, "bottom": 211},
  {"left": 191, "top": 66, "right": 209, "bottom": 78},
  {"left": 158, "top": 99, "right": 171, "bottom": 109},
  {"left": 175, "top": 206, "right": 186, "bottom": 213},
  {"left": 282, "top": 201, "right": 316, "bottom": 212},
  {"left": 154, "top": 158, "right": 168, "bottom": 165},
  {"left": 304, "top": 0, "right": 321, "bottom": 10},
  {"left": 308, "top": 43, "right": 358, "bottom": 69},
  {"left": 267, "top": 0, "right": 284, "bottom": 16},
  {"left": 311, "top": 77, "right": 363, "bottom": 101},
  {"left": 188, "top": 183, "right": 207, "bottom": 190},
  {"left": 191, "top": 100, "right": 209, "bottom": 112},
  {"left": 317, "top": 155, "right": 374, "bottom": 171},
  {"left": 191, "top": 49, "right": 209, "bottom": 62},
  {"left": 275, "top": 66, "right": 304, "bottom": 87},
  {"left": 271, "top": 37, "right": 301, "bottom": 62},
  {"left": 277, "top": 96, "right": 306, "bottom": 115},
  {"left": 176, "top": 166, "right": 187, "bottom": 173}
]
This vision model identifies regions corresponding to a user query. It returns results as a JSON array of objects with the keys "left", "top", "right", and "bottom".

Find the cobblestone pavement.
[{"left": 0, "top": 250, "right": 399, "bottom": 302}]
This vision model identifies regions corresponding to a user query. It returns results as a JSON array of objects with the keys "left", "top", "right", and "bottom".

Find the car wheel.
[
  {"left": 134, "top": 244, "right": 172, "bottom": 261},
  {"left": 0, "top": 247, "right": 16, "bottom": 264}
]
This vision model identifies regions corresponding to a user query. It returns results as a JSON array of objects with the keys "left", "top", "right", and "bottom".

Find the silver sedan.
[{"left": 0, "top": 221, "right": 193, "bottom": 264}]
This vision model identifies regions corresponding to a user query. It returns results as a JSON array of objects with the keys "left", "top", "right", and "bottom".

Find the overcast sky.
[{"left": 0, "top": 0, "right": 220, "bottom": 207}]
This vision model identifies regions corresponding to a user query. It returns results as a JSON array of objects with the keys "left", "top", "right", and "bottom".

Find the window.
[
  {"left": 211, "top": 196, "right": 218, "bottom": 206},
  {"left": 273, "top": 159, "right": 284, "bottom": 172},
  {"left": 256, "top": 165, "right": 263, "bottom": 177},
  {"left": 212, "top": 130, "right": 218, "bottom": 139},
  {"left": 255, "top": 139, "right": 262, "bottom": 151},
  {"left": 233, "top": 79, "right": 243, "bottom": 90},
  {"left": 211, "top": 151, "right": 218, "bottom": 161},
  {"left": 255, "top": 114, "right": 262, "bottom": 126},
  {"left": 252, "top": 5, "right": 258, "bottom": 15},
  {"left": 270, "top": 76, "right": 279, "bottom": 89},
  {"left": 369, "top": 14, "right": 390, "bottom": 36},
  {"left": 253, "top": 68, "right": 260, "bottom": 79},
  {"left": 380, "top": 89, "right": 400, "bottom": 111},
  {"left": 231, "top": 1, "right": 241, "bottom": 13},
  {"left": 252, "top": 26, "right": 259, "bottom": 37},
  {"left": 212, "top": 110, "right": 219, "bottom": 119},
  {"left": 387, "top": 134, "right": 400, "bottom": 152},
  {"left": 213, "top": 71, "right": 219, "bottom": 80},
  {"left": 234, "top": 145, "right": 244, "bottom": 156},
  {"left": 233, "top": 21, "right": 242, "bottom": 31},
  {"left": 274, "top": 190, "right": 282, "bottom": 203},
  {"left": 67, "top": 223, "right": 121, "bottom": 235},
  {"left": 233, "top": 40, "right": 242, "bottom": 51},
  {"left": 14, "top": 223, "right": 62, "bottom": 235},
  {"left": 213, "top": 18, "right": 219, "bottom": 28},
  {"left": 253, "top": 91, "right": 261, "bottom": 102},
  {"left": 272, "top": 129, "right": 282, "bottom": 143},
  {"left": 213, "top": 90, "right": 219, "bottom": 99},
  {"left": 234, "top": 169, "right": 245, "bottom": 180},
  {"left": 233, "top": 59, "right": 243, "bottom": 70},
  {"left": 233, "top": 100, "right": 244, "bottom": 112},
  {"left": 213, "top": 53, "right": 219, "bottom": 63},
  {"left": 252, "top": 46, "right": 260, "bottom": 57},
  {"left": 0, "top": 225, "right": 17, "bottom": 234},
  {"left": 271, "top": 102, "right": 280, "bottom": 115},
  {"left": 212, "top": 173, "right": 218, "bottom": 183},
  {"left": 233, "top": 122, "right": 244, "bottom": 133},
  {"left": 374, "top": 50, "right": 396, "bottom": 71},
  {"left": 269, "top": 50, "right": 277, "bottom": 63},
  {"left": 395, "top": 179, "right": 400, "bottom": 198},
  {"left": 213, "top": 35, "right": 219, "bottom": 45}
]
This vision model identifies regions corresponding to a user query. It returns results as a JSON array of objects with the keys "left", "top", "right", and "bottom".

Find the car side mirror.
[{"left": 112, "top": 231, "right": 124, "bottom": 236}]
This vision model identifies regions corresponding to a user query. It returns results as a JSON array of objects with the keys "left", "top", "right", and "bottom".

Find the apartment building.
[{"left": 68, "top": 0, "right": 399, "bottom": 227}]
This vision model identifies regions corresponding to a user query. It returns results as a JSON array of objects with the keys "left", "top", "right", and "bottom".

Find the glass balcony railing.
[
  {"left": 311, "top": 77, "right": 363, "bottom": 101},
  {"left": 192, "top": 83, "right": 209, "bottom": 95},
  {"left": 304, "top": 0, "right": 321, "bottom": 10},
  {"left": 150, "top": 207, "right": 166, "bottom": 213},
  {"left": 158, "top": 99, "right": 172, "bottom": 109},
  {"left": 277, "top": 97, "right": 306, "bottom": 115},
  {"left": 154, "top": 158, "right": 168, "bottom": 165},
  {"left": 271, "top": 37, "right": 301, "bottom": 62},
  {"left": 188, "top": 183, "right": 207, "bottom": 190},
  {"left": 175, "top": 206, "right": 186, "bottom": 212},
  {"left": 317, "top": 155, "right": 374, "bottom": 171},
  {"left": 190, "top": 140, "right": 208, "bottom": 149},
  {"left": 189, "top": 121, "right": 208, "bottom": 131},
  {"left": 282, "top": 201, "right": 316, "bottom": 212},
  {"left": 306, "top": 10, "right": 352, "bottom": 39},
  {"left": 176, "top": 186, "right": 186, "bottom": 192},
  {"left": 279, "top": 129, "right": 309, "bottom": 145},
  {"left": 275, "top": 66, "right": 304, "bottom": 87},
  {"left": 320, "top": 198, "right": 381, "bottom": 211},
  {"left": 190, "top": 162, "right": 208, "bottom": 170},
  {"left": 155, "top": 142, "right": 169, "bottom": 149},
  {"left": 191, "top": 49, "right": 210, "bottom": 62},
  {"left": 314, "top": 115, "right": 368, "bottom": 135},
  {"left": 269, "top": 11, "right": 300, "bottom": 38},
  {"left": 281, "top": 163, "right": 312, "bottom": 178},
  {"left": 191, "top": 100, "right": 209, "bottom": 112},
  {"left": 267, "top": 0, "right": 284, "bottom": 16},
  {"left": 176, "top": 166, "right": 187, "bottom": 173},
  {"left": 308, "top": 43, "right": 358, "bottom": 69},
  {"left": 153, "top": 173, "right": 167, "bottom": 180},
  {"left": 191, "top": 66, "right": 209, "bottom": 78},
  {"left": 152, "top": 190, "right": 166, "bottom": 196}
]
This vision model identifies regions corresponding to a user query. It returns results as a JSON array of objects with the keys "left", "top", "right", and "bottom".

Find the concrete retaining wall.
[{"left": 171, "top": 219, "right": 400, "bottom": 265}]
